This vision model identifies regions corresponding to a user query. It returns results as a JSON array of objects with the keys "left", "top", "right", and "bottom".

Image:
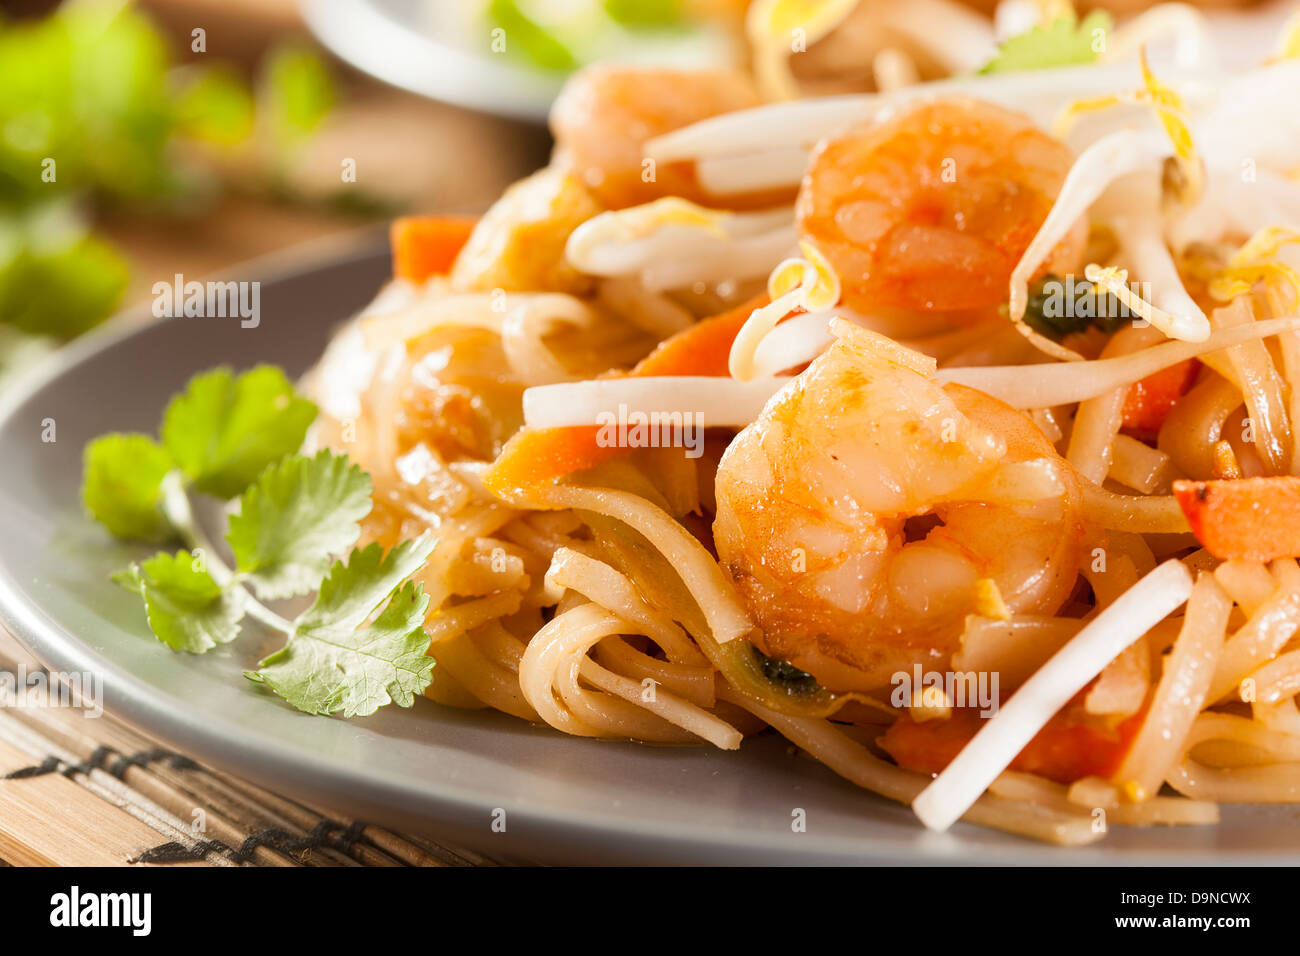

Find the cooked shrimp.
[
  {"left": 713, "top": 319, "right": 1085, "bottom": 694},
  {"left": 796, "top": 97, "right": 1086, "bottom": 317},
  {"left": 551, "top": 65, "right": 776, "bottom": 210}
]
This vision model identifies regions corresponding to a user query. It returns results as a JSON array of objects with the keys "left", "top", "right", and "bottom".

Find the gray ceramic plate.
[{"left": 1, "top": 235, "right": 1298, "bottom": 865}]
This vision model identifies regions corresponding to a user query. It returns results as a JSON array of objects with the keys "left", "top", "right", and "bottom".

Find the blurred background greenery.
[{"left": 0, "top": 0, "right": 552, "bottom": 386}]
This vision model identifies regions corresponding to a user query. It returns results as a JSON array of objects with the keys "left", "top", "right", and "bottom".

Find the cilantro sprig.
[
  {"left": 980, "top": 10, "right": 1112, "bottom": 75},
  {"left": 82, "top": 365, "right": 438, "bottom": 718}
]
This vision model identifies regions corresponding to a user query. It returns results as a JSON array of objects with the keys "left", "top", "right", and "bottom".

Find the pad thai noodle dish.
[{"left": 304, "top": 3, "right": 1300, "bottom": 844}]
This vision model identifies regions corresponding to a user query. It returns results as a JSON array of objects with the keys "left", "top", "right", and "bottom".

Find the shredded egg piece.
[{"left": 1209, "top": 226, "right": 1300, "bottom": 310}]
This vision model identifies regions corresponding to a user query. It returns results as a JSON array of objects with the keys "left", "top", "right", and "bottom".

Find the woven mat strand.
[{"left": 0, "top": 632, "right": 500, "bottom": 867}]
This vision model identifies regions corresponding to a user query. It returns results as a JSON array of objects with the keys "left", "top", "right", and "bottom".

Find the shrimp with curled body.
[
  {"left": 551, "top": 65, "right": 785, "bottom": 211},
  {"left": 713, "top": 319, "right": 1085, "bottom": 694},
  {"left": 796, "top": 97, "right": 1086, "bottom": 324}
]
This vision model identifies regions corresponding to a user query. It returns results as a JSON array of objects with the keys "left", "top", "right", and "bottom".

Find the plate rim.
[{"left": 301, "top": 0, "right": 558, "bottom": 123}]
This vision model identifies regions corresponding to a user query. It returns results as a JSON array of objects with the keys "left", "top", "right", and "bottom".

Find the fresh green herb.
[
  {"left": 82, "top": 366, "right": 438, "bottom": 718},
  {"left": 1020, "top": 272, "right": 1129, "bottom": 341},
  {"left": 980, "top": 11, "right": 1112, "bottom": 75},
  {"left": 227, "top": 450, "right": 373, "bottom": 600},
  {"left": 115, "top": 551, "right": 245, "bottom": 654},
  {"left": 82, "top": 434, "right": 175, "bottom": 541},
  {"left": 487, "top": 0, "right": 581, "bottom": 72},
  {"left": 160, "top": 366, "right": 317, "bottom": 498},
  {"left": 0, "top": 2, "right": 335, "bottom": 342},
  {"left": 603, "top": 0, "right": 684, "bottom": 29},
  {"left": 247, "top": 540, "right": 435, "bottom": 716}
]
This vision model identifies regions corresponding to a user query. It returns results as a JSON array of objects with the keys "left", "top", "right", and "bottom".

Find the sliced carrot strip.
[
  {"left": 1173, "top": 476, "right": 1300, "bottom": 561},
  {"left": 483, "top": 293, "right": 769, "bottom": 496},
  {"left": 390, "top": 216, "right": 478, "bottom": 283},
  {"left": 1121, "top": 358, "right": 1199, "bottom": 437},
  {"left": 633, "top": 295, "right": 770, "bottom": 377},
  {"left": 879, "top": 698, "right": 1146, "bottom": 785}
]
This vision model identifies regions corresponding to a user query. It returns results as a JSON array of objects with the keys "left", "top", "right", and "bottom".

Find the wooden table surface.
[{"left": 0, "top": 630, "right": 508, "bottom": 866}]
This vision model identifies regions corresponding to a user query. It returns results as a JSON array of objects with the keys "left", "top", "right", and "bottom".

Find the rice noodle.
[
  {"left": 1108, "top": 434, "right": 1174, "bottom": 494},
  {"left": 432, "top": 626, "right": 541, "bottom": 722},
  {"left": 360, "top": 291, "right": 600, "bottom": 387},
  {"left": 1079, "top": 479, "right": 1190, "bottom": 534},
  {"left": 992, "top": 771, "right": 1219, "bottom": 826},
  {"left": 593, "top": 636, "right": 716, "bottom": 708},
  {"left": 543, "top": 546, "right": 703, "bottom": 664},
  {"left": 520, "top": 601, "right": 742, "bottom": 748},
  {"left": 1157, "top": 373, "right": 1243, "bottom": 480},
  {"left": 1167, "top": 713, "right": 1300, "bottom": 802},
  {"left": 502, "top": 484, "right": 754, "bottom": 645},
  {"left": 935, "top": 315, "right": 1300, "bottom": 409},
  {"left": 1213, "top": 559, "right": 1277, "bottom": 616},
  {"left": 1207, "top": 565, "right": 1300, "bottom": 703},
  {"left": 1066, "top": 324, "right": 1163, "bottom": 484},
  {"left": 1245, "top": 649, "right": 1300, "bottom": 705},
  {"left": 1210, "top": 298, "right": 1292, "bottom": 474},
  {"left": 1113, "top": 573, "right": 1230, "bottom": 800}
]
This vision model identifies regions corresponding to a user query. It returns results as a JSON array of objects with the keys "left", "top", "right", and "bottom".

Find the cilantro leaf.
[
  {"left": 249, "top": 538, "right": 438, "bottom": 716},
  {"left": 227, "top": 450, "right": 372, "bottom": 600},
  {"left": 980, "top": 11, "right": 1112, "bottom": 75},
  {"left": 82, "top": 433, "right": 175, "bottom": 540},
  {"left": 296, "top": 537, "right": 436, "bottom": 633},
  {"left": 160, "top": 365, "right": 317, "bottom": 498},
  {"left": 119, "top": 551, "right": 243, "bottom": 653},
  {"left": 486, "top": 0, "right": 579, "bottom": 72}
]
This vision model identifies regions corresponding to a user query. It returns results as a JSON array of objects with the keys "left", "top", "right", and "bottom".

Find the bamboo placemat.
[{"left": 0, "top": 630, "right": 503, "bottom": 867}]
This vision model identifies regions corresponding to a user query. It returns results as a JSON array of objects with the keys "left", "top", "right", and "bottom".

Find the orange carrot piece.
[
  {"left": 1173, "top": 476, "right": 1300, "bottom": 561},
  {"left": 879, "top": 700, "right": 1146, "bottom": 785},
  {"left": 632, "top": 294, "right": 769, "bottom": 377},
  {"left": 483, "top": 293, "right": 769, "bottom": 495},
  {"left": 390, "top": 216, "right": 478, "bottom": 283},
  {"left": 1121, "top": 358, "right": 1199, "bottom": 437}
]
